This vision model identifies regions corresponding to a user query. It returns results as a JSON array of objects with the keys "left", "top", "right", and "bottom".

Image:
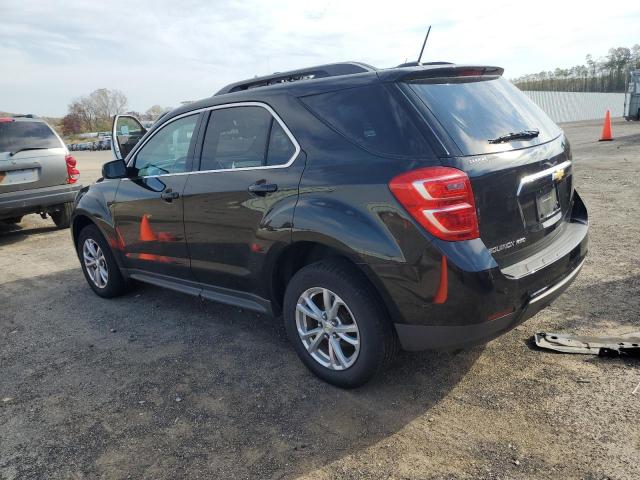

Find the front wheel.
[
  {"left": 283, "top": 259, "right": 397, "bottom": 388},
  {"left": 77, "top": 224, "right": 128, "bottom": 298}
]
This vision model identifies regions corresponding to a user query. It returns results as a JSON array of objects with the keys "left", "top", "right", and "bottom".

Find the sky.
[{"left": 1, "top": 0, "right": 639, "bottom": 117}]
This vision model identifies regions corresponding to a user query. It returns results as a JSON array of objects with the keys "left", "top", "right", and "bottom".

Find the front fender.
[{"left": 71, "top": 179, "right": 125, "bottom": 267}]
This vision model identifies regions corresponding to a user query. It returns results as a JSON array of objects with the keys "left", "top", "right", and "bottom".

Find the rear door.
[
  {"left": 183, "top": 103, "right": 303, "bottom": 297},
  {"left": 0, "top": 118, "right": 67, "bottom": 194},
  {"left": 113, "top": 113, "right": 202, "bottom": 280},
  {"left": 404, "top": 75, "right": 572, "bottom": 268}
]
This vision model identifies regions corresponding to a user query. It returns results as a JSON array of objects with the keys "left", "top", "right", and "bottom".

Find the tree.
[
  {"left": 61, "top": 114, "right": 82, "bottom": 136},
  {"left": 512, "top": 44, "right": 638, "bottom": 93},
  {"left": 90, "top": 88, "right": 128, "bottom": 123},
  {"left": 145, "top": 104, "right": 166, "bottom": 121},
  {"left": 66, "top": 88, "right": 128, "bottom": 133}
]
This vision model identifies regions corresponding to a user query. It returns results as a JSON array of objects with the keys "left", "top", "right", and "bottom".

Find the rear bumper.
[
  {"left": 387, "top": 191, "right": 588, "bottom": 351},
  {"left": 394, "top": 257, "right": 585, "bottom": 351},
  {"left": 0, "top": 183, "right": 81, "bottom": 218}
]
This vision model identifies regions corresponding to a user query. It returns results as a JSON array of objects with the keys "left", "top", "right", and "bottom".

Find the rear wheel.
[
  {"left": 51, "top": 202, "right": 73, "bottom": 229},
  {"left": 78, "top": 224, "right": 128, "bottom": 298},
  {"left": 283, "top": 259, "right": 397, "bottom": 388}
]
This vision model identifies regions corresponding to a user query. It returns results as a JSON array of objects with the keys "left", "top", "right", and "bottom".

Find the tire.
[
  {"left": 283, "top": 258, "right": 397, "bottom": 388},
  {"left": 2, "top": 216, "right": 23, "bottom": 224},
  {"left": 77, "top": 224, "right": 128, "bottom": 298},
  {"left": 51, "top": 202, "right": 73, "bottom": 229}
]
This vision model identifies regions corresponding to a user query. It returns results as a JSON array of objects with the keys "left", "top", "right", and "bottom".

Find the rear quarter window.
[
  {"left": 300, "top": 83, "right": 433, "bottom": 158},
  {"left": 0, "top": 121, "right": 62, "bottom": 153}
]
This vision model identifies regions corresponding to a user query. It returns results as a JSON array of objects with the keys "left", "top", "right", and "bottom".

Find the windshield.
[
  {"left": 407, "top": 77, "right": 561, "bottom": 155},
  {"left": 0, "top": 121, "right": 62, "bottom": 153}
]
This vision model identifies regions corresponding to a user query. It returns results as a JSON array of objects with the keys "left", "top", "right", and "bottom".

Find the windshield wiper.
[
  {"left": 9, "top": 147, "right": 51, "bottom": 157},
  {"left": 488, "top": 129, "right": 539, "bottom": 144}
]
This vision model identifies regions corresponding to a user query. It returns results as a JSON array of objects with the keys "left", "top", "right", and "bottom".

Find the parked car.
[
  {"left": 71, "top": 62, "right": 588, "bottom": 387},
  {"left": 1, "top": 115, "right": 80, "bottom": 227}
]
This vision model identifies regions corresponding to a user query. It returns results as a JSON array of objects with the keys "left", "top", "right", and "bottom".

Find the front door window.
[{"left": 134, "top": 115, "right": 198, "bottom": 176}]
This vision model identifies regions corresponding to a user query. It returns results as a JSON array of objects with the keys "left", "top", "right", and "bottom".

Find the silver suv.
[{"left": 0, "top": 115, "right": 81, "bottom": 228}]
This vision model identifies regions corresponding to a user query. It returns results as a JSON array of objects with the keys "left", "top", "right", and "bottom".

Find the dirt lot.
[{"left": 1, "top": 120, "right": 639, "bottom": 479}]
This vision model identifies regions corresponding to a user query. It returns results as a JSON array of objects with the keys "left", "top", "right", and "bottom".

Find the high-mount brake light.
[
  {"left": 65, "top": 154, "right": 79, "bottom": 184},
  {"left": 389, "top": 167, "right": 479, "bottom": 241}
]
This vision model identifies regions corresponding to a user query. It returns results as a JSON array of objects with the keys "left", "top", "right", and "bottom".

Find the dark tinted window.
[
  {"left": 201, "top": 107, "right": 272, "bottom": 170},
  {"left": 300, "top": 83, "right": 431, "bottom": 157},
  {"left": 408, "top": 77, "right": 562, "bottom": 155},
  {"left": 134, "top": 115, "right": 198, "bottom": 176},
  {"left": 200, "top": 106, "right": 296, "bottom": 170},
  {"left": 0, "top": 120, "right": 61, "bottom": 153},
  {"left": 266, "top": 121, "right": 296, "bottom": 166}
]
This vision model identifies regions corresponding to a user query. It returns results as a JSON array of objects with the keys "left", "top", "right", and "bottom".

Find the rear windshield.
[
  {"left": 407, "top": 77, "right": 561, "bottom": 155},
  {"left": 0, "top": 120, "right": 62, "bottom": 153},
  {"left": 300, "top": 83, "right": 432, "bottom": 157}
]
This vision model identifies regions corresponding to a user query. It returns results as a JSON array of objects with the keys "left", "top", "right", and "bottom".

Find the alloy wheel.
[
  {"left": 295, "top": 287, "right": 360, "bottom": 370},
  {"left": 82, "top": 238, "right": 109, "bottom": 288}
]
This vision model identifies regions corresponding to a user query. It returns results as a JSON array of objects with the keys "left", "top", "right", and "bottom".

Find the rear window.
[
  {"left": 407, "top": 77, "right": 561, "bottom": 155},
  {"left": 300, "top": 83, "right": 432, "bottom": 157},
  {"left": 0, "top": 120, "right": 61, "bottom": 153}
]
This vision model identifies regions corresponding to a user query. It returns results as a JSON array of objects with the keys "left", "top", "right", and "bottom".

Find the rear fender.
[
  {"left": 291, "top": 194, "right": 414, "bottom": 321},
  {"left": 292, "top": 195, "right": 406, "bottom": 263}
]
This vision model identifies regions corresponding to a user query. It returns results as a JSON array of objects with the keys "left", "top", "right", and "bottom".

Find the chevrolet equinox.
[{"left": 71, "top": 62, "right": 588, "bottom": 387}]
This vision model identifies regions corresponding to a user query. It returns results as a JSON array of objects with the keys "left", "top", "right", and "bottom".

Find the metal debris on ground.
[{"left": 534, "top": 332, "right": 640, "bottom": 357}]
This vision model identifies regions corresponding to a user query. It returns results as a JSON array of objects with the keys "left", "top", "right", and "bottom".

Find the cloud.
[{"left": 1, "top": 0, "right": 639, "bottom": 116}]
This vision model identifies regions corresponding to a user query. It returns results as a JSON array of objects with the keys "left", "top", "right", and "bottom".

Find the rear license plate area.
[
  {"left": 535, "top": 185, "right": 560, "bottom": 221},
  {"left": 0, "top": 168, "right": 39, "bottom": 185}
]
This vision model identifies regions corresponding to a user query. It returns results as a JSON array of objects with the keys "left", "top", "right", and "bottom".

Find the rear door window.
[
  {"left": 266, "top": 121, "right": 296, "bottom": 166},
  {"left": 200, "top": 106, "right": 297, "bottom": 171},
  {"left": 407, "top": 77, "right": 562, "bottom": 155},
  {"left": 0, "top": 120, "right": 62, "bottom": 153},
  {"left": 300, "top": 83, "right": 432, "bottom": 158}
]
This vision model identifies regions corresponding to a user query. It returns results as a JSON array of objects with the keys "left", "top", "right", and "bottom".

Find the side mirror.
[{"left": 102, "top": 159, "right": 128, "bottom": 179}]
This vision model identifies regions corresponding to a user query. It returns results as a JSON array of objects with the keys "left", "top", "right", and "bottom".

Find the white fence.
[{"left": 522, "top": 91, "right": 624, "bottom": 123}]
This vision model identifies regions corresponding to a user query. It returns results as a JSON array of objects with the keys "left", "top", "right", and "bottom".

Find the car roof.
[{"left": 163, "top": 62, "right": 503, "bottom": 122}]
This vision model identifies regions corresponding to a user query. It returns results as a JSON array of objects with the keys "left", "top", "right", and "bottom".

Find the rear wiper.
[
  {"left": 488, "top": 129, "right": 539, "bottom": 144},
  {"left": 9, "top": 147, "right": 50, "bottom": 157}
]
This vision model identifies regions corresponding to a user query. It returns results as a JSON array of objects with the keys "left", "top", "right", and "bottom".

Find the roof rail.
[{"left": 215, "top": 62, "right": 377, "bottom": 95}]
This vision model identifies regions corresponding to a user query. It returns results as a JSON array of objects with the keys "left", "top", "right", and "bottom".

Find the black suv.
[{"left": 72, "top": 62, "right": 588, "bottom": 387}]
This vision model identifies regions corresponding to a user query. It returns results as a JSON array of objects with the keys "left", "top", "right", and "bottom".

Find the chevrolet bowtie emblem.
[{"left": 552, "top": 168, "right": 565, "bottom": 182}]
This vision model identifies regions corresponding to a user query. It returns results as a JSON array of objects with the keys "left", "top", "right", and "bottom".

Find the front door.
[
  {"left": 183, "top": 104, "right": 303, "bottom": 298},
  {"left": 113, "top": 113, "right": 202, "bottom": 280}
]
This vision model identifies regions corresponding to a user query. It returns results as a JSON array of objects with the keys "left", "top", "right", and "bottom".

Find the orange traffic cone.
[
  {"left": 599, "top": 110, "right": 613, "bottom": 141},
  {"left": 139, "top": 214, "right": 158, "bottom": 241}
]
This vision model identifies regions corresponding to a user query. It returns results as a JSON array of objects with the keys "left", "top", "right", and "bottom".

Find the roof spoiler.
[
  {"left": 398, "top": 65, "right": 504, "bottom": 82},
  {"left": 215, "top": 62, "right": 377, "bottom": 95}
]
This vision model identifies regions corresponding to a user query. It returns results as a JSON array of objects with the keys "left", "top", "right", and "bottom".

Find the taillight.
[
  {"left": 389, "top": 166, "right": 479, "bottom": 241},
  {"left": 65, "top": 154, "right": 79, "bottom": 184}
]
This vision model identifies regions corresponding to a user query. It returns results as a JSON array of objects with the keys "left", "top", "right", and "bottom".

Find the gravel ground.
[{"left": 1, "top": 120, "right": 639, "bottom": 479}]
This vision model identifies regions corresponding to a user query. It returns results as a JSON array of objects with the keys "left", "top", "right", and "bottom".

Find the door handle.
[
  {"left": 160, "top": 190, "right": 179, "bottom": 202},
  {"left": 248, "top": 182, "right": 278, "bottom": 196}
]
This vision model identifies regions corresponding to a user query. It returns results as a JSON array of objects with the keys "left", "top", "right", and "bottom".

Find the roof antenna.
[{"left": 417, "top": 26, "right": 431, "bottom": 64}]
